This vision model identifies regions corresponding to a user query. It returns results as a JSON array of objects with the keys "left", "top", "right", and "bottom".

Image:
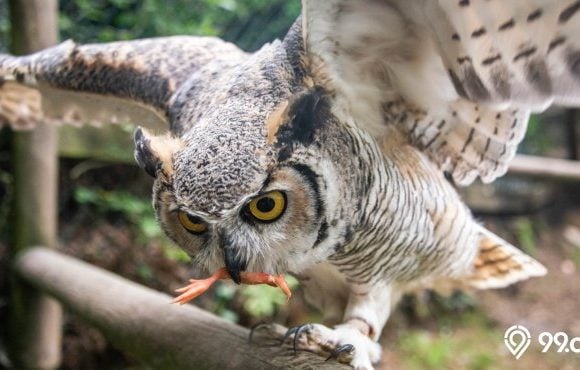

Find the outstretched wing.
[
  {"left": 303, "top": 0, "right": 580, "bottom": 184},
  {"left": 0, "top": 36, "right": 245, "bottom": 131}
]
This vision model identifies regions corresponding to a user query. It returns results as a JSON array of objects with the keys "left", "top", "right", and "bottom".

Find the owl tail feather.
[{"left": 466, "top": 226, "right": 547, "bottom": 289}]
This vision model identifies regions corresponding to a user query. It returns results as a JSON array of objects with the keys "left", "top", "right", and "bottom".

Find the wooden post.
[
  {"left": 7, "top": 1, "right": 62, "bottom": 369},
  {"left": 509, "top": 154, "right": 580, "bottom": 182}
]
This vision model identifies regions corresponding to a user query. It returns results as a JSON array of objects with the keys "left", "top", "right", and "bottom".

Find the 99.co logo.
[
  {"left": 505, "top": 325, "right": 580, "bottom": 359},
  {"left": 539, "top": 331, "right": 580, "bottom": 354}
]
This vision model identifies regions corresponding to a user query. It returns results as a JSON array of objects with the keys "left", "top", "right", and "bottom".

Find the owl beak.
[{"left": 224, "top": 248, "right": 246, "bottom": 285}]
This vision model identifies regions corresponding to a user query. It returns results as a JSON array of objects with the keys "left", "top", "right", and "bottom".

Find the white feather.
[{"left": 303, "top": 0, "right": 580, "bottom": 184}]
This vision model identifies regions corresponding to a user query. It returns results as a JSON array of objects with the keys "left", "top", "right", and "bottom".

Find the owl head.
[{"left": 133, "top": 86, "right": 355, "bottom": 283}]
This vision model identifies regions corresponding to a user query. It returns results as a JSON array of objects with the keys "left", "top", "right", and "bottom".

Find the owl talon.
[
  {"left": 282, "top": 326, "right": 298, "bottom": 343},
  {"left": 281, "top": 324, "right": 315, "bottom": 354},
  {"left": 292, "top": 324, "right": 314, "bottom": 354},
  {"left": 326, "top": 343, "right": 356, "bottom": 363},
  {"left": 248, "top": 322, "right": 271, "bottom": 345},
  {"left": 239, "top": 272, "right": 292, "bottom": 300}
]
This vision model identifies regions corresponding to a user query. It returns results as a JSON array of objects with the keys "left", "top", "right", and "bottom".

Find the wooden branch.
[
  {"left": 509, "top": 154, "right": 580, "bottom": 182},
  {"left": 14, "top": 247, "right": 350, "bottom": 370},
  {"left": 7, "top": 1, "right": 62, "bottom": 369}
]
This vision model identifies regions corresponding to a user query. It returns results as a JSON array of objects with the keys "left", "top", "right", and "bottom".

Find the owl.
[{"left": 2, "top": 1, "right": 579, "bottom": 369}]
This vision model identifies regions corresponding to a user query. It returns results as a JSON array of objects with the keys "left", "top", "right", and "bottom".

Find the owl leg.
[
  {"left": 281, "top": 282, "right": 401, "bottom": 369},
  {"left": 281, "top": 321, "right": 380, "bottom": 369}
]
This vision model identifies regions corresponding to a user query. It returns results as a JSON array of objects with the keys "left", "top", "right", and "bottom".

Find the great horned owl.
[{"left": 2, "top": 1, "right": 579, "bottom": 368}]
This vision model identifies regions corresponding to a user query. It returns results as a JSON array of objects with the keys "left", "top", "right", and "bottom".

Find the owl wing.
[
  {"left": 302, "top": 0, "right": 580, "bottom": 184},
  {"left": 0, "top": 36, "right": 244, "bottom": 130}
]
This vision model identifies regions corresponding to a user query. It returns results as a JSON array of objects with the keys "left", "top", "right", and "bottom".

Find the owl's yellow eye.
[
  {"left": 247, "top": 191, "right": 286, "bottom": 222},
  {"left": 178, "top": 211, "right": 208, "bottom": 234}
]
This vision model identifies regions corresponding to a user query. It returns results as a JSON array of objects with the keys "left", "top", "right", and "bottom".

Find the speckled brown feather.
[{"left": 0, "top": 36, "right": 246, "bottom": 130}]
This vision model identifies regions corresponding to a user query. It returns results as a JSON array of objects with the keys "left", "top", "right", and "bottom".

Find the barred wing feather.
[{"left": 303, "top": 0, "right": 580, "bottom": 184}]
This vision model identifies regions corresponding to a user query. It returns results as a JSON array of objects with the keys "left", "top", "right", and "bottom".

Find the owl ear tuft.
[
  {"left": 267, "top": 87, "right": 327, "bottom": 147},
  {"left": 134, "top": 127, "right": 182, "bottom": 178}
]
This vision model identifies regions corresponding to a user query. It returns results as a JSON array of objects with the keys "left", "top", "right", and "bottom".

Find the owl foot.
[
  {"left": 172, "top": 268, "right": 229, "bottom": 305},
  {"left": 281, "top": 322, "right": 381, "bottom": 370},
  {"left": 326, "top": 343, "right": 356, "bottom": 363},
  {"left": 172, "top": 268, "right": 292, "bottom": 305}
]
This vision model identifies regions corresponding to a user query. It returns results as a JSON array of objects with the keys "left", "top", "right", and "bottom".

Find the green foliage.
[
  {"left": 213, "top": 283, "right": 239, "bottom": 323},
  {"left": 0, "top": 2, "right": 9, "bottom": 52},
  {"left": 75, "top": 186, "right": 150, "bottom": 221},
  {"left": 136, "top": 262, "right": 154, "bottom": 280},
  {"left": 431, "top": 291, "right": 476, "bottom": 317},
  {"left": 73, "top": 186, "right": 190, "bottom": 262},
  {"left": 58, "top": 0, "right": 300, "bottom": 50},
  {"left": 513, "top": 217, "right": 537, "bottom": 255},
  {"left": 519, "top": 114, "right": 553, "bottom": 155},
  {"left": 397, "top": 312, "right": 499, "bottom": 370},
  {"left": 399, "top": 331, "right": 454, "bottom": 369},
  {"left": 59, "top": 124, "right": 136, "bottom": 164},
  {"left": 240, "top": 274, "right": 298, "bottom": 318},
  {"left": 570, "top": 248, "right": 580, "bottom": 268}
]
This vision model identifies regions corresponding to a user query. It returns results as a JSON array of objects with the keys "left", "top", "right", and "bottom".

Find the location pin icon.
[{"left": 504, "top": 325, "right": 532, "bottom": 359}]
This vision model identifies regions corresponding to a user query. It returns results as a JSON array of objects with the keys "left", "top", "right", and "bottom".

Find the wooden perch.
[
  {"left": 14, "top": 247, "right": 350, "bottom": 370},
  {"left": 509, "top": 154, "right": 580, "bottom": 182}
]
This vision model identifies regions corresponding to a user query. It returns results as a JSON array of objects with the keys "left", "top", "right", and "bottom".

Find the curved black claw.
[
  {"left": 248, "top": 322, "right": 271, "bottom": 345},
  {"left": 283, "top": 324, "right": 314, "bottom": 355},
  {"left": 325, "top": 343, "right": 356, "bottom": 363}
]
